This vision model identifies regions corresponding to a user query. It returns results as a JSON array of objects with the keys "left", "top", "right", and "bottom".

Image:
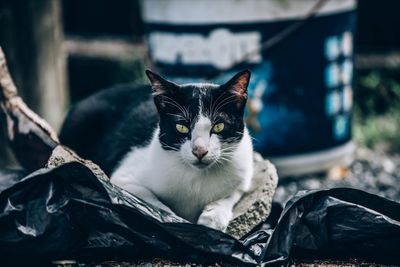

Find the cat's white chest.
[{"left": 152, "top": 160, "right": 242, "bottom": 222}]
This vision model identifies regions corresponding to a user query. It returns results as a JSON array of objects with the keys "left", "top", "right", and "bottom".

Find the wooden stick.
[
  {"left": 0, "top": 46, "right": 109, "bottom": 180},
  {"left": 0, "top": 47, "right": 56, "bottom": 169},
  {"left": 0, "top": 46, "right": 108, "bottom": 182}
]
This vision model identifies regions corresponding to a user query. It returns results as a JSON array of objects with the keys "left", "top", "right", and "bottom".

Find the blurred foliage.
[
  {"left": 353, "top": 69, "right": 400, "bottom": 152},
  {"left": 353, "top": 108, "right": 400, "bottom": 152},
  {"left": 355, "top": 70, "right": 400, "bottom": 115}
]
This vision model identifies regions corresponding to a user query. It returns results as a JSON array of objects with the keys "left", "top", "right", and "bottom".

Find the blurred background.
[{"left": 0, "top": 0, "right": 399, "bottom": 201}]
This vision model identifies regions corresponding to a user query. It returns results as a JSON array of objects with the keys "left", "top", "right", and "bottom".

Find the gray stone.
[
  {"left": 226, "top": 152, "right": 278, "bottom": 239},
  {"left": 376, "top": 172, "right": 394, "bottom": 188},
  {"left": 382, "top": 158, "right": 395, "bottom": 173},
  {"left": 46, "top": 145, "right": 109, "bottom": 182},
  {"left": 303, "top": 179, "right": 322, "bottom": 190}
]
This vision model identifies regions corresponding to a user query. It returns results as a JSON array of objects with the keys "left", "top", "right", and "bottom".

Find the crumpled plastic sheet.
[{"left": 0, "top": 162, "right": 400, "bottom": 266}]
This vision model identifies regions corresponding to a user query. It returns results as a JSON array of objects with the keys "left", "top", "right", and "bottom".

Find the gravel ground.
[
  {"left": 286, "top": 258, "right": 399, "bottom": 267},
  {"left": 68, "top": 259, "right": 236, "bottom": 267},
  {"left": 273, "top": 147, "right": 400, "bottom": 205}
]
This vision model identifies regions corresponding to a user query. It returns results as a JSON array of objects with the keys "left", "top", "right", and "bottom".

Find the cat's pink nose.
[{"left": 192, "top": 146, "right": 208, "bottom": 160}]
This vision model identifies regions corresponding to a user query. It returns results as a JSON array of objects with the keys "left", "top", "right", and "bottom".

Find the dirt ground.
[{"left": 67, "top": 258, "right": 399, "bottom": 267}]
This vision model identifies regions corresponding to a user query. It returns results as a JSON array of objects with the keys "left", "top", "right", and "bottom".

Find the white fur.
[
  {"left": 180, "top": 116, "right": 222, "bottom": 168},
  {"left": 111, "top": 119, "right": 253, "bottom": 232}
]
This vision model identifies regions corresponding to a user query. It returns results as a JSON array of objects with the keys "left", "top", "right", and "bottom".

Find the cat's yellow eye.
[
  {"left": 176, "top": 124, "right": 189, "bottom": 134},
  {"left": 212, "top": 123, "right": 225, "bottom": 133}
]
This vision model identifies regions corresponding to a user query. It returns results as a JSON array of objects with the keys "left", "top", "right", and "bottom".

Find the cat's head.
[{"left": 146, "top": 69, "right": 251, "bottom": 170}]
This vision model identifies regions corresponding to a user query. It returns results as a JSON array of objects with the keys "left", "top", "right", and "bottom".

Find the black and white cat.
[{"left": 60, "top": 70, "right": 254, "bottom": 231}]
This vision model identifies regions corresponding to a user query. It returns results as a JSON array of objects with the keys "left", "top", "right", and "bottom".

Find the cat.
[{"left": 60, "top": 70, "right": 254, "bottom": 232}]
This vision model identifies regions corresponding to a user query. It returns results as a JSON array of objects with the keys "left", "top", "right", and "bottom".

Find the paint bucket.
[{"left": 141, "top": 0, "right": 357, "bottom": 177}]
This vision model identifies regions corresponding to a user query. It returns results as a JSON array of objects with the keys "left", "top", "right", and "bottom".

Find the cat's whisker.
[
  {"left": 166, "top": 113, "right": 186, "bottom": 121},
  {"left": 162, "top": 100, "right": 188, "bottom": 119},
  {"left": 221, "top": 145, "right": 237, "bottom": 150},
  {"left": 222, "top": 137, "right": 241, "bottom": 144},
  {"left": 214, "top": 160, "right": 224, "bottom": 168},
  {"left": 217, "top": 156, "right": 229, "bottom": 161},
  {"left": 215, "top": 93, "right": 236, "bottom": 105},
  {"left": 161, "top": 95, "right": 190, "bottom": 119},
  {"left": 211, "top": 93, "right": 234, "bottom": 117},
  {"left": 219, "top": 151, "right": 235, "bottom": 157},
  {"left": 220, "top": 147, "right": 236, "bottom": 153},
  {"left": 220, "top": 153, "right": 236, "bottom": 160},
  {"left": 210, "top": 93, "right": 226, "bottom": 118},
  {"left": 177, "top": 156, "right": 190, "bottom": 167},
  {"left": 216, "top": 157, "right": 231, "bottom": 165},
  {"left": 221, "top": 154, "right": 235, "bottom": 160},
  {"left": 160, "top": 141, "right": 180, "bottom": 152},
  {"left": 250, "top": 136, "right": 259, "bottom": 142},
  {"left": 210, "top": 92, "right": 226, "bottom": 115},
  {"left": 212, "top": 94, "right": 237, "bottom": 115},
  {"left": 219, "top": 154, "right": 234, "bottom": 159},
  {"left": 209, "top": 93, "right": 214, "bottom": 118},
  {"left": 214, "top": 98, "right": 238, "bottom": 114}
]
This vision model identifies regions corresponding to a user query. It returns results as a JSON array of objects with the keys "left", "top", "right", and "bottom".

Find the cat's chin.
[{"left": 190, "top": 161, "right": 215, "bottom": 170}]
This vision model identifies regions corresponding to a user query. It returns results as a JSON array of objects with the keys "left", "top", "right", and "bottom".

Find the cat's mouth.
[{"left": 192, "top": 160, "right": 212, "bottom": 169}]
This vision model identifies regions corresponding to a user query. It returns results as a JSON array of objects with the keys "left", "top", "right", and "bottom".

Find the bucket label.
[
  {"left": 324, "top": 31, "right": 354, "bottom": 141},
  {"left": 148, "top": 29, "right": 262, "bottom": 69}
]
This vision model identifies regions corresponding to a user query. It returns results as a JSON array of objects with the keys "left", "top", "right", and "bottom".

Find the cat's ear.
[
  {"left": 146, "top": 69, "right": 180, "bottom": 109},
  {"left": 223, "top": 70, "right": 251, "bottom": 107},
  {"left": 145, "top": 69, "right": 180, "bottom": 96}
]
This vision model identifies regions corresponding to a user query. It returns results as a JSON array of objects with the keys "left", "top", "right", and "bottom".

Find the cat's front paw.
[{"left": 197, "top": 205, "right": 232, "bottom": 232}]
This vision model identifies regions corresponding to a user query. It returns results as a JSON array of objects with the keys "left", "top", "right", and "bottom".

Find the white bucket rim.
[
  {"left": 269, "top": 141, "right": 355, "bottom": 178},
  {"left": 141, "top": 0, "right": 356, "bottom": 25}
]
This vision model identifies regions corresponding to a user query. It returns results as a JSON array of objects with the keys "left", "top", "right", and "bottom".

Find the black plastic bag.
[
  {"left": 0, "top": 163, "right": 257, "bottom": 266},
  {"left": 260, "top": 188, "right": 400, "bottom": 265},
  {"left": 1, "top": 162, "right": 400, "bottom": 266}
]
